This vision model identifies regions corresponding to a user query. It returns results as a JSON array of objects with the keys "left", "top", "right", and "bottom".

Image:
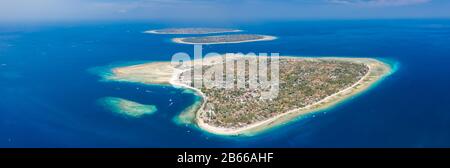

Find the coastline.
[
  {"left": 144, "top": 29, "right": 242, "bottom": 35},
  {"left": 172, "top": 35, "right": 277, "bottom": 45},
  {"left": 195, "top": 57, "right": 394, "bottom": 136},
  {"left": 98, "top": 56, "right": 394, "bottom": 136}
]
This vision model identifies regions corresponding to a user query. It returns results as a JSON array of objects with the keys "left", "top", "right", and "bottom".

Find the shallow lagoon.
[{"left": 1, "top": 20, "right": 450, "bottom": 147}]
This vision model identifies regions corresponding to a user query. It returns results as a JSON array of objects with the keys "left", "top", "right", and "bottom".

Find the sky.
[{"left": 0, "top": 0, "right": 450, "bottom": 23}]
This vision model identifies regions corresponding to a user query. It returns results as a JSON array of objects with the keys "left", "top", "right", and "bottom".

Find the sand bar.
[
  {"left": 98, "top": 97, "right": 157, "bottom": 118},
  {"left": 145, "top": 28, "right": 241, "bottom": 35},
  {"left": 98, "top": 56, "right": 393, "bottom": 136},
  {"left": 173, "top": 34, "right": 277, "bottom": 45}
]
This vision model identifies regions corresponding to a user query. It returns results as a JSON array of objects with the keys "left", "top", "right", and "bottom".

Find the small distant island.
[
  {"left": 98, "top": 97, "right": 157, "bottom": 118},
  {"left": 173, "top": 34, "right": 277, "bottom": 44},
  {"left": 145, "top": 28, "right": 241, "bottom": 34},
  {"left": 97, "top": 55, "right": 393, "bottom": 136}
]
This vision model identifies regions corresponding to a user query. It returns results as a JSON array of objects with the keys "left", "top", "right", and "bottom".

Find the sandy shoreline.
[
  {"left": 196, "top": 58, "right": 392, "bottom": 135},
  {"left": 103, "top": 56, "right": 393, "bottom": 136},
  {"left": 172, "top": 35, "right": 277, "bottom": 45},
  {"left": 144, "top": 29, "right": 242, "bottom": 35}
]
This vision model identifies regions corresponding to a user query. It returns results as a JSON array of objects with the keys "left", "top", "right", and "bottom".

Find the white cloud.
[
  {"left": 0, "top": 0, "right": 444, "bottom": 22},
  {"left": 329, "top": 0, "right": 431, "bottom": 6}
]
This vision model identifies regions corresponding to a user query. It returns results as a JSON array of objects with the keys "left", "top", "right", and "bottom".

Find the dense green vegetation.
[
  {"left": 179, "top": 58, "right": 369, "bottom": 128},
  {"left": 181, "top": 34, "right": 266, "bottom": 43}
]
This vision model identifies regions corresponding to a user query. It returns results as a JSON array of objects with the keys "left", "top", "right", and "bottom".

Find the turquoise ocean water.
[{"left": 1, "top": 20, "right": 449, "bottom": 147}]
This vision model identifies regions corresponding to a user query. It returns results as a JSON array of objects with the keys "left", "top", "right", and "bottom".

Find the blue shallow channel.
[{"left": 1, "top": 20, "right": 450, "bottom": 147}]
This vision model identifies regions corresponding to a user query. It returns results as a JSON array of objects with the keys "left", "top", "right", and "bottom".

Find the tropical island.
[
  {"left": 98, "top": 97, "right": 157, "bottom": 118},
  {"left": 99, "top": 55, "right": 392, "bottom": 136},
  {"left": 145, "top": 28, "right": 241, "bottom": 34},
  {"left": 172, "top": 34, "right": 277, "bottom": 44}
]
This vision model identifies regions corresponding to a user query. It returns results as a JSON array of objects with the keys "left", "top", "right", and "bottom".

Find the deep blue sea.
[{"left": 1, "top": 20, "right": 449, "bottom": 147}]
